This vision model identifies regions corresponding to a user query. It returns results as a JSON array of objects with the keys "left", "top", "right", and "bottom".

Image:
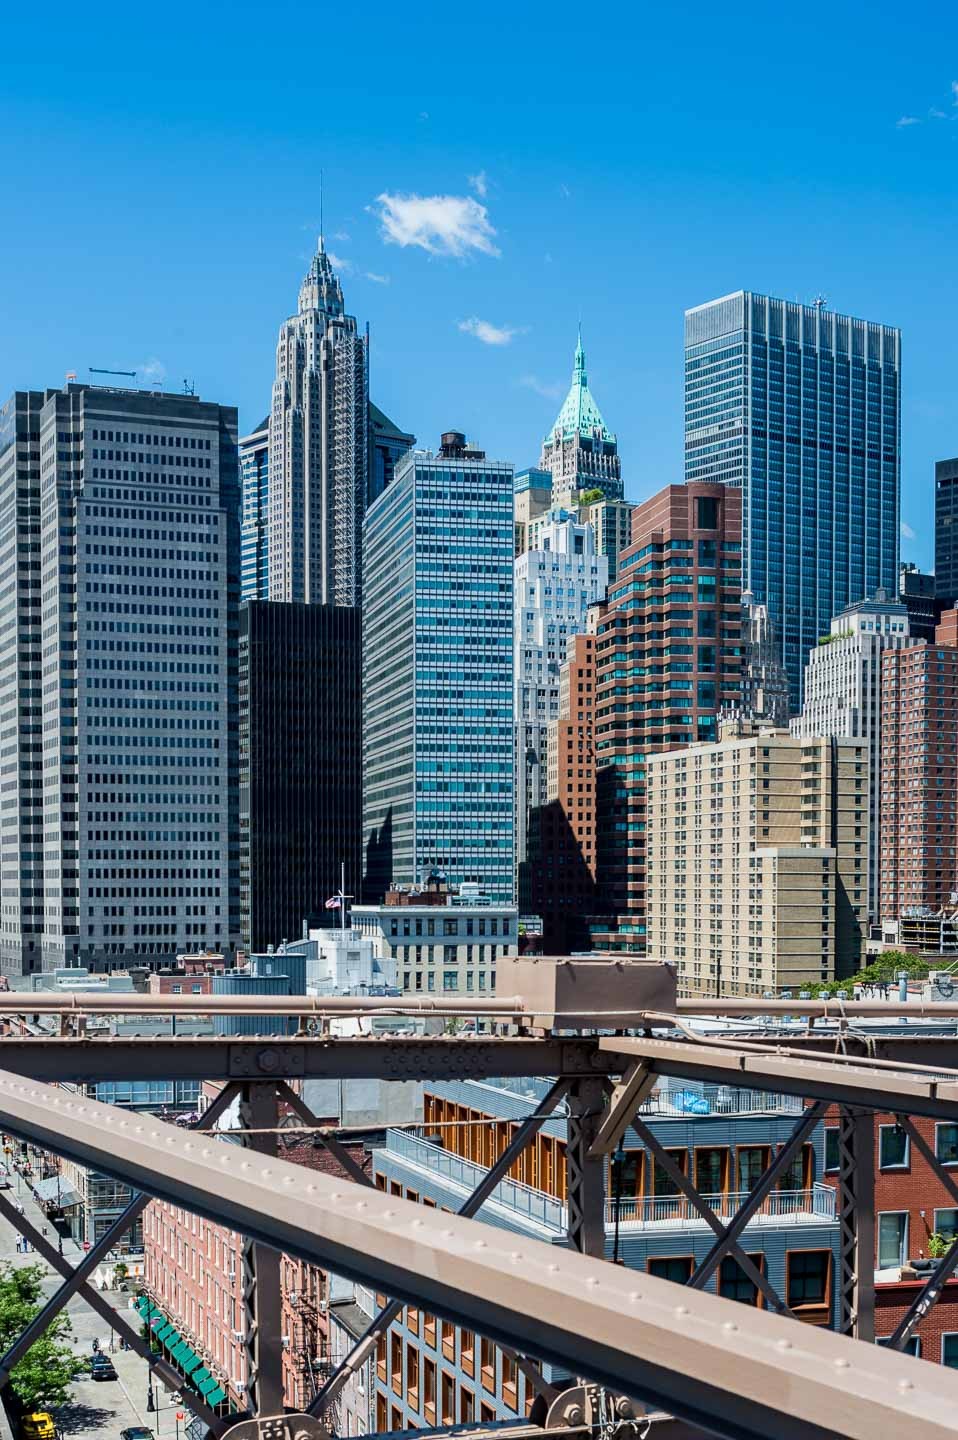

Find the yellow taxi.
[{"left": 20, "top": 1415, "right": 56, "bottom": 1440}]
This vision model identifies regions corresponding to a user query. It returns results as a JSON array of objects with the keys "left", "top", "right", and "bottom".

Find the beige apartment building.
[{"left": 646, "top": 721, "right": 867, "bottom": 996}]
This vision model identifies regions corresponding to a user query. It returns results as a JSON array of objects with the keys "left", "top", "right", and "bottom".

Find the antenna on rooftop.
[
  {"left": 812, "top": 294, "right": 828, "bottom": 311},
  {"left": 89, "top": 367, "right": 137, "bottom": 379},
  {"left": 183, "top": 378, "right": 195, "bottom": 396}
]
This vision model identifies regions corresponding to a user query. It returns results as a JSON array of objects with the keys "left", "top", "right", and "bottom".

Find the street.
[{"left": 0, "top": 1173, "right": 184, "bottom": 1440}]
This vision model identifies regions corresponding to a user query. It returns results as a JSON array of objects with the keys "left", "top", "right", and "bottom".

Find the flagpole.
[{"left": 340, "top": 860, "right": 345, "bottom": 932}]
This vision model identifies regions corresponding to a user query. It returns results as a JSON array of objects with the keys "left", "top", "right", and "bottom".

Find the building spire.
[{"left": 574, "top": 323, "right": 586, "bottom": 385}]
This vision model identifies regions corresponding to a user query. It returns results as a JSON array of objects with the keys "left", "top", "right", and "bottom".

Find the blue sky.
[{"left": 1, "top": 0, "right": 955, "bottom": 570}]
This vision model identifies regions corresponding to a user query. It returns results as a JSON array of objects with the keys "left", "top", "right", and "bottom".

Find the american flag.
[{"left": 325, "top": 895, "right": 342, "bottom": 910}]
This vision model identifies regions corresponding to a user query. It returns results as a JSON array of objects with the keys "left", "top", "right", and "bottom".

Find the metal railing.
[
  {"left": 638, "top": 1085, "right": 804, "bottom": 1117},
  {"left": 606, "top": 1182, "right": 836, "bottom": 1226},
  {"left": 384, "top": 1129, "right": 565, "bottom": 1229}
]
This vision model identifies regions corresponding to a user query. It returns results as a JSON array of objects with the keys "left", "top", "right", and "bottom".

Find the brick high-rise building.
[
  {"left": 880, "top": 613, "right": 958, "bottom": 921},
  {"left": 524, "top": 632, "right": 599, "bottom": 951},
  {"left": 592, "top": 483, "right": 744, "bottom": 951}
]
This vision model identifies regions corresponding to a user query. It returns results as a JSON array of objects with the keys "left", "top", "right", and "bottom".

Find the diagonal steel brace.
[
  {"left": 307, "top": 1077, "right": 571, "bottom": 1419},
  {"left": 886, "top": 1115, "right": 958, "bottom": 1349},
  {"left": 688, "top": 1101, "right": 828, "bottom": 1291},
  {"left": 630, "top": 1117, "right": 794, "bottom": 1317},
  {"left": 0, "top": 1083, "right": 240, "bottom": 1423}
]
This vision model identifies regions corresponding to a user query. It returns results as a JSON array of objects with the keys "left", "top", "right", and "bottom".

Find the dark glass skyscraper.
[
  {"left": 239, "top": 600, "right": 361, "bottom": 952},
  {"left": 685, "top": 292, "right": 900, "bottom": 707},
  {"left": 935, "top": 456, "right": 958, "bottom": 601}
]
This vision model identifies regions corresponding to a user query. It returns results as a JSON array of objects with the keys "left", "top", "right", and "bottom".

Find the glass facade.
[
  {"left": 363, "top": 444, "right": 515, "bottom": 903},
  {"left": 685, "top": 292, "right": 900, "bottom": 707},
  {"left": 240, "top": 420, "right": 269, "bottom": 600}
]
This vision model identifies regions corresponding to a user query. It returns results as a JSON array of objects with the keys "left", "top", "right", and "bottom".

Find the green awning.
[
  {"left": 205, "top": 1385, "right": 227, "bottom": 1406},
  {"left": 191, "top": 1367, "right": 213, "bottom": 1388},
  {"left": 174, "top": 1344, "right": 202, "bottom": 1377},
  {"left": 162, "top": 1328, "right": 181, "bottom": 1351},
  {"left": 196, "top": 1374, "right": 221, "bottom": 1398}
]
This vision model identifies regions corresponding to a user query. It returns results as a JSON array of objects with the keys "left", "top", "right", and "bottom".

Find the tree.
[
  {"left": 0, "top": 1263, "right": 85, "bottom": 1412},
  {"left": 817, "top": 950, "right": 928, "bottom": 998}
]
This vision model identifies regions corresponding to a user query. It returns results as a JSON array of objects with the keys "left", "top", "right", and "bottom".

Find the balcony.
[
  {"left": 605, "top": 1183, "right": 836, "bottom": 1228},
  {"left": 381, "top": 1132, "right": 836, "bottom": 1236}
]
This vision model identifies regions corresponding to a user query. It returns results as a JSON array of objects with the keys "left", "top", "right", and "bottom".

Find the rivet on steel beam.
[
  {"left": 722, "top": 1323, "right": 738, "bottom": 1333},
  {"left": 675, "top": 1305, "right": 688, "bottom": 1316},
  {"left": 898, "top": 1380, "right": 914, "bottom": 1392},
  {"left": 777, "top": 1339, "right": 792, "bottom": 1351},
  {"left": 834, "top": 1359, "right": 849, "bottom": 1369}
]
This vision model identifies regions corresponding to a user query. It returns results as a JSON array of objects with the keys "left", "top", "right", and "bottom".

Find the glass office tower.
[
  {"left": 239, "top": 417, "right": 269, "bottom": 601},
  {"left": 362, "top": 432, "right": 515, "bottom": 904},
  {"left": 685, "top": 292, "right": 900, "bottom": 708}
]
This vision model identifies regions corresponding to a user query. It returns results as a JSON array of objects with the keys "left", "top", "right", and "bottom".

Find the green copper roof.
[{"left": 545, "top": 328, "right": 616, "bottom": 445}]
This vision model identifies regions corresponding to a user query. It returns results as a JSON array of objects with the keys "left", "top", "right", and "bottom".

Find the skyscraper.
[
  {"left": 899, "top": 562, "right": 947, "bottom": 642},
  {"left": 269, "top": 240, "right": 369, "bottom": 606},
  {"left": 792, "top": 592, "right": 912, "bottom": 925},
  {"left": 514, "top": 513, "right": 607, "bottom": 901},
  {"left": 239, "top": 600, "right": 362, "bottom": 953},
  {"left": 540, "top": 331, "right": 622, "bottom": 509},
  {"left": 685, "top": 292, "right": 901, "bottom": 708},
  {"left": 740, "top": 593, "right": 790, "bottom": 728},
  {"left": 593, "top": 483, "right": 744, "bottom": 950},
  {"left": 363, "top": 433, "right": 514, "bottom": 904},
  {"left": 37, "top": 382, "right": 240, "bottom": 969},
  {"left": 239, "top": 417, "right": 269, "bottom": 601},
  {"left": 880, "top": 613, "right": 958, "bottom": 921},
  {"left": 368, "top": 402, "right": 415, "bottom": 507},
  {"left": 0, "top": 392, "right": 45, "bottom": 976},
  {"left": 935, "top": 457, "right": 958, "bottom": 601}
]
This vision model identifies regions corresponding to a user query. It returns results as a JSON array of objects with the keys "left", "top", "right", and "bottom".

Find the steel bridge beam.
[
  {"left": 599, "top": 1036, "right": 958, "bottom": 1121},
  {"left": 0, "top": 1072, "right": 954, "bottom": 1440},
  {"left": 837, "top": 1108, "right": 876, "bottom": 1342},
  {"left": 0, "top": 1036, "right": 616, "bottom": 1085}
]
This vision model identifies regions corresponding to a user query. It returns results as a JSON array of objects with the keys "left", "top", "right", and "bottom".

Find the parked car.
[
  {"left": 120, "top": 1430, "right": 156, "bottom": 1440},
  {"left": 19, "top": 1415, "right": 56, "bottom": 1440},
  {"left": 90, "top": 1353, "right": 118, "bottom": 1381}
]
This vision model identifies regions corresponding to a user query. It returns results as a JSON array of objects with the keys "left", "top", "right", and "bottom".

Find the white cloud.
[
  {"left": 327, "top": 251, "right": 353, "bottom": 273},
  {"left": 332, "top": 230, "right": 351, "bottom": 242},
  {"left": 953, "top": 79, "right": 958, "bottom": 104},
  {"left": 374, "top": 193, "right": 500, "bottom": 258},
  {"left": 901, "top": 520, "right": 917, "bottom": 542},
  {"left": 518, "top": 373, "right": 563, "bottom": 401},
  {"left": 896, "top": 115, "right": 921, "bottom": 127},
  {"left": 418, "top": 111, "right": 429, "bottom": 121},
  {"left": 458, "top": 316, "right": 520, "bottom": 346},
  {"left": 468, "top": 170, "right": 489, "bottom": 197},
  {"left": 930, "top": 107, "right": 948, "bottom": 119},
  {"left": 365, "top": 271, "right": 390, "bottom": 285},
  {"left": 558, "top": 183, "right": 571, "bottom": 199},
  {"left": 134, "top": 358, "right": 166, "bottom": 384}
]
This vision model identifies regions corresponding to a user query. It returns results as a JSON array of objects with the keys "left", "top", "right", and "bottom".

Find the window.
[
  {"left": 423, "top": 1358, "right": 437, "bottom": 1424},
  {"left": 786, "top": 1250, "right": 830, "bottom": 1321},
  {"left": 390, "top": 1333, "right": 402, "bottom": 1394},
  {"left": 441, "top": 1320, "right": 455, "bottom": 1362},
  {"left": 648, "top": 1256, "right": 693, "bottom": 1284},
  {"left": 652, "top": 1149, "right": 687, "bottom": 1197},
  {"left": 935, "top": 1209, "right": 958, "bottom": 1242},
  {"left": 937, "top": 1124, "right": 958, "bottom": 1165},
  {"left": 879, "top": 1125, "right": 909, "bottom": 1170},
  {"left": 406, "top": 1344, "right": 420, "bottom": 1411},
  {"left": 480, "top": 1338, "right": 496, "bottom": 1392},
  {"left": 878, "top": 1212, "right": 908, "bottom": 1269},
  {"left": 423, "top": 1311, "right": 436, "bottom": 1348},
  {"left": 824, "top": 1128, "right": 840, "bottom": 1173},
  {"left": 441, "top": 1374, "right": 455, "bottom": 1425},
  {"left": 878, "top": 1336, "right": 921, "bottom": 1357},
  {"left": 696, "top": 495, "right": 719, "bottom": 529},
  {"left": 695, "top": 1147, "right": 728, "bottom": 1197},
  {"left": 718, "top": 1254, "right": 764, "bottom": 1306},
  {"left": 459, "top": 1388, "right": 475, "bottom": 1424},
  {"left": 460, "top": 1330, "right": 475, "bottom": 1378},
  {"left": 736, "top": 1146, "right": 769, "bottom": 1193},
  {"left": 943, "top": 1335, "right": 958, "bottom": 1369}
]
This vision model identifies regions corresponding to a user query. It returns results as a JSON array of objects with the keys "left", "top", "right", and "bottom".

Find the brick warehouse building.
[
  {"left": 592, "top": 483, "right": 744, "bottom": 951},
  {"left": 142, "top": 1084, "right": 371, "bottom": 1413},
  {"left": 820, "top": 1106, "right": 958, "bottom": 1364}
]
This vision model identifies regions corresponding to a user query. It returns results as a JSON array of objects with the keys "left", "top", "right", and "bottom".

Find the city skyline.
[{"left": 2, "top": 3, "right": 956, "bottom": 576}]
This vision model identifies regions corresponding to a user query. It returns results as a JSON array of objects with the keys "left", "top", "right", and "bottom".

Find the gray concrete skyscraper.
[
  {"left": 0, "top": 392, "right": 45, "bottom": 975},
  {"left": 685, "top": 292, "right": 901, "bottom": 709},
  {"left": 268, "top": 240, "right": 369, "bottom": 606},
  {"left": 35, "top": 382, "right": 240, "bottom": 970}
]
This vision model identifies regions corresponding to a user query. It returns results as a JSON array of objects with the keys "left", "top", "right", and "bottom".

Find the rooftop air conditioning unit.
[
  {"left": 281, "top": 1337, "right": 290, "bottom": 1349},
  {"left": 231, "top": 1329, "right": 245, "bottom": 1341}
]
